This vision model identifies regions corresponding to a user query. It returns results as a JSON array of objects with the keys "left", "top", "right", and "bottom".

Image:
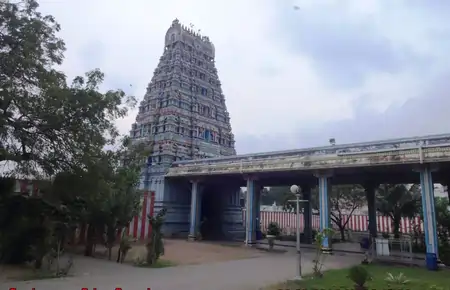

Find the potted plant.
[
  {"left": 266, "top": 222, "right": 281, "bottom": 250},
  {"left": 347, "top": 265, "right": 371, "bottom": 290}
]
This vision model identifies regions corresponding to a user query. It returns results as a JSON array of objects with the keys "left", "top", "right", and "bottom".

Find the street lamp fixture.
[{"left": 289, "top": 184, "right": 305, "bottom": 280}]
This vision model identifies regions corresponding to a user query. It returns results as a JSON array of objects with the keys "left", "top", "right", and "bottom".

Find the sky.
[{"left": 37, "top": 0, "right": 450, "bottom": 155}]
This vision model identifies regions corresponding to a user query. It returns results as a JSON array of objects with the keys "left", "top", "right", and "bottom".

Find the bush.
[
  {"left": 267, "top": 222, "right": 281, "bottom": 237},
  {"left": 311, "top": 229, "right": 317, "bottom": 241},
  {"left": 439, "top": 245, "right": 450, "bottom": 266},
  {"left": 347, "top": 265, "right": 371, "bottom": 288}
]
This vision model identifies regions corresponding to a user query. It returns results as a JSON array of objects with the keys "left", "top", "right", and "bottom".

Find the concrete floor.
[{"left": 2, "top": 248, "right": 362, "bottom": 290}]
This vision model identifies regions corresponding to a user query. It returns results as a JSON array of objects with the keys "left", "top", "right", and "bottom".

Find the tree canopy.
[
  {"left": 376, "top": 184, "right": 421, "bottom": 238},
  {"left": 1, "top": 0, "right": 136, "bottom": 177}
]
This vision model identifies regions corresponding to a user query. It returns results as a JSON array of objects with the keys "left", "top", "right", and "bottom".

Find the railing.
[
  {"left": 167, "top": 144, "right": 450, "bottom": 176},
  {"left": 171, "top": 133, "right": 450, "bottom": 167},
  {"left": 371, "top": 237, "right": 414, "bottom": 265}
]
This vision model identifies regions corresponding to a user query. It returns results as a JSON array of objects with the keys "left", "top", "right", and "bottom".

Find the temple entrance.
[{"left": 200, "top": 187, "right": 225, "bottom": 240}]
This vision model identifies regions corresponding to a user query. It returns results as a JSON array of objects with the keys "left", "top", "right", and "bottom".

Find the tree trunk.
[
  {"left": 116, "top": 248, "right": 121, "bottom": 263},
  {"left": 79, "top": 222, "right": 87, "bottom": 244},
  {"left": 339, "top": 226, "right": 346, "bottom": 241},
  {"left": 34, "top": 258, "right": 43, "bottom": 269},
  {"left": 106, "top": 226, "right": 115, "bottom": 261},
  {"left": 120, "top": 250, "right": 127, "bottom": 263},
  {"left": 68, "top": 227, "right": 76, "bottom": 246},
  {"left": 393, "top": 217, "right": 401, "bottom": 239},
  {"left": 84, "top": 225, "right": 95, "bottom": 257}
]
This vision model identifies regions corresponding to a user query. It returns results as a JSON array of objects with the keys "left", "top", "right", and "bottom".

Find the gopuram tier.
[{"left": 129, "top": 19, "right": 238, "bottom": 237}]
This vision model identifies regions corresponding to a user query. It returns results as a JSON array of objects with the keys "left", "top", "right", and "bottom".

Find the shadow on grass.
[
  {"left": 1, "top": 266, "right": 73, "bottom": 282},
  {"left": 11, "top": 271, "right": 72, "bottom": 281},
  {"left": 134, "top": 259, "right": 177, "bottom": 269}
]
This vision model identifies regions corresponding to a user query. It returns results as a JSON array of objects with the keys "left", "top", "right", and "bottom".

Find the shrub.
[
  {"left": 313, "top": 228, "right": 334, "bottom": 277},
  {"left": 267, "top": 222, "right": 281, "bottom": 237},
  {"left": 145, "top": 208, "right": 167, "bottom": 265},
  {"left": 347, "top": 265, "right": 371, "bottom": 289},
  {"left": 117, "top": 234, "right": 133, "bottom": 263},
  {"left": 311, "top": 229, "right": 317, "bottom": 241},
  {"left": 384, "top": 272, "right": 410, "bottom": 285},
  {"left": 439, "top": 245, "right": 450, "bottom": 266}
]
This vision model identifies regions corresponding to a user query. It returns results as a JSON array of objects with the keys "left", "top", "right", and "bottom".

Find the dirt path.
[
  {"left": 129, "top": 240, "right": 264, "bottom": 265},
  {"left": 74, "top": 239, "right": 265, "bottom": 265},
  {"left": 2, "top": 249, "right": 362, "bottom": 290},
  {"left": 0, "top": 239, "right": 264, "bottom": 281}
]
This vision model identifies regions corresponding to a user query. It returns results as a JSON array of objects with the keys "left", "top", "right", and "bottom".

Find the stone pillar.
[
  {"left": 245, "top": 176, "right": 257, "bottom": 246},
  {"left": 363, "top": 182, "right": 378, "bottom": 239},
  {"left": 221, "top": 186, "right": 245, "bottom": 240},
  {"left": 188, "top": 180, "right": 200, "bottom": 241},
  {"left": 254, "top": 185, "right": 263, "bottom": 240},
  {"left": 195, "top": 185, "right": 203, "bottom": 236},
  {"left": 302, "top": 184, "right": 313, "bottom": 244},
  {"left": 418, "top": 165, "right": 439, "bottom": 259},
  {"left": 315, "top": 172, "right": 332, "bottom": 253}
]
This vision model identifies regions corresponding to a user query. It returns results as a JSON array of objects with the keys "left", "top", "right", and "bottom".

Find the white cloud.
[{"left": 38, "top": 0, "right": 450, "bottom": 154}]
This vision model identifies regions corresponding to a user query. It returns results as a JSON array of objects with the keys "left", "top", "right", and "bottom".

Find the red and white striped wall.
[
  {"left": 245, "top": 210, "right": 423, "bottom": 234},
  {"left": 14, "top": 179, "right": 424, "bottom": 238},
  {"left": 125, "top": 191, "right": 156, "bottom": 240}
]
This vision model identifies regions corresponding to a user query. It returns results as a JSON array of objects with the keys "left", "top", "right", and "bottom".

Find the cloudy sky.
[{"left": 38, "top": 0, "right": 450, "bottom": 154}]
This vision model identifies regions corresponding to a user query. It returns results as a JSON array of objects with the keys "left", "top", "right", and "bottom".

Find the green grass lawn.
[
  {"left": 271, "top": 264, "right": 450, "bottom": 290},
  {"left": 134, "top": 258, "right": 176, "bottom": 268}
]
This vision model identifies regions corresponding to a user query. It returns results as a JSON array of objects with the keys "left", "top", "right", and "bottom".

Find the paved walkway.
[{"left": 2, "top": 248, "right": 361, "bottom": 290}]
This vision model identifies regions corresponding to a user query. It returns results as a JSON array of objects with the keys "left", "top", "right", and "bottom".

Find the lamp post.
[{"left": 289, "top": 184, "right": 304, "bottom": 280}]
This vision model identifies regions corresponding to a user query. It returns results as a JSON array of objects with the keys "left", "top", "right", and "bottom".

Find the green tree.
[
  {"left": 146, "top": 208, "right": 167, "bottom": 265},
  {"left": 261, "top": 186, "right": 291, "bottom": 206},
  {"left": 102, "top": 141, "right": 145, "bottom": 260},
  {"left": 279, "top": 184, "right": 364, "bottom": 241},
  {"left": 0, "top": 177, "right": 71, "bottom": 268},
  {"left": 376, "top": 184, "right": 421, "bottom": 238},
  {"left": 0, "top": 0, "right": 144, "bottom": 270},
  {"left": 0, "top": 0, "right": 136, "bottom": 177},
  {"left": 50, "top": 138, "right": 147, "bottom": 258},
  {"left": 435, "top": 197, "right": 450, "bottom": 243},
  {"left": 328, "top": 185, "right": 365, "bottom": 241},
  {"left": 419, "top": 197, "right": 450, "bottom": 245}
]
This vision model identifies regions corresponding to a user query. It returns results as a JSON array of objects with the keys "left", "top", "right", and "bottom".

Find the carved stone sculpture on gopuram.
[{"left": 130, "top": 18, "right": 236, "bottom": 177}]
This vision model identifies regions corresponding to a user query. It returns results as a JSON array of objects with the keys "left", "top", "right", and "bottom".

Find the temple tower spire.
[
  {"left": 129, "top": 20, "right": 236, "bottom": 236},
  {"left": 131, "top": 19, "right": 235, "bottom": 169}
]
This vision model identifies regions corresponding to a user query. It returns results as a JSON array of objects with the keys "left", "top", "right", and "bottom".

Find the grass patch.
[
  {"left": 134, "top": 259, "right": 176, "bottom": 268},
  {"left": 1, "top": 263, "right": 73, "bottom": 282},
  {"left": 2, "top": 269, "right": 71, "bottom": 281},
  {"left": 11, "top": 271, "right": 63, "bottom": 281},
  {"left": 268, "top": 264, "right": 450, "bottom": 290}
]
